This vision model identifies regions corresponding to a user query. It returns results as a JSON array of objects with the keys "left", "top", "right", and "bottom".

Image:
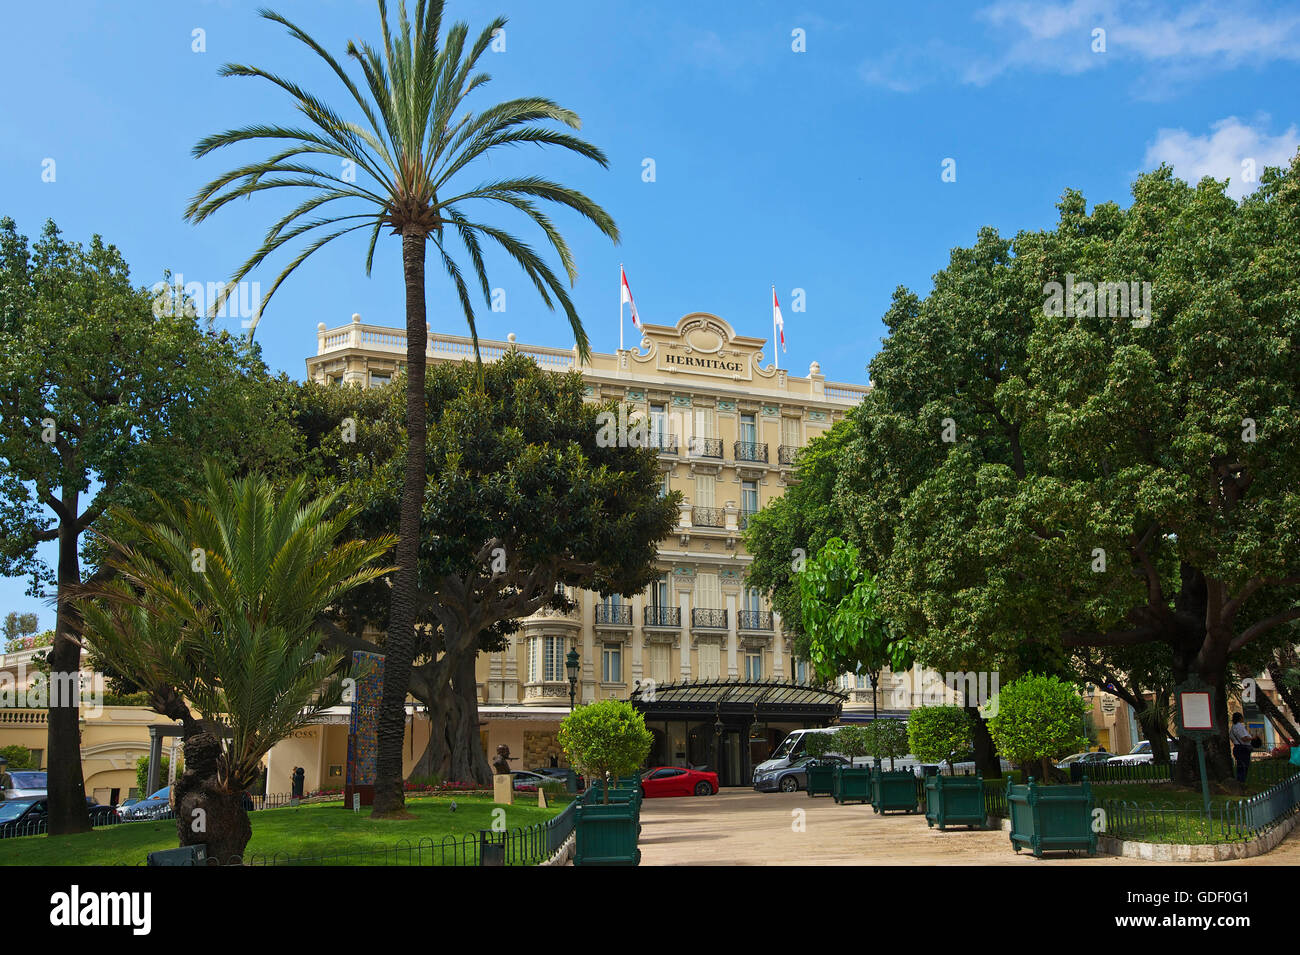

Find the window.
[
  {"left": 743, "top": 587, "right": 762, "bottom": 613},
  {"left": 650, "top": 404, "right": 668, "bottom": 441},
  {"left": 602, "top": 643, "right": 623, "bottom": 683},
  {"left": 741, "top": 480, "right": 759, "bottom": 516},
  {"left": 781, "top": 416, "right": 801, "bottom": 448},
  {"left": 695, "top": 473, "right": 715, "bottom": 508},
  {"left": 695, "top": 572, "right": 721, "bottom": 609},
  {"left": 659, "top": 471, "right": 671, "bottom": 498},
  {"left": 529, "top": 635, "right": 566, "bottom": 683},
  {"left": 744, "top": 652, "right": 762, "bottom": 681},
  {"left": 369, "top": 372, "right": 391, "bottom": 388},
  {"left": 650, "top": 643, "right": 671, "bottom": 683},
  {"left": 794, "top": 659, "right": 809, "bottom": 683},
  {"left": 740, "top": 413, "right": 757, "bottom": 445},
  {"left": 649, "top": 574, "right": 669, "bottom": 607},
  {"left": 698, "top": 642, "right": 721, "bottom": 679}
]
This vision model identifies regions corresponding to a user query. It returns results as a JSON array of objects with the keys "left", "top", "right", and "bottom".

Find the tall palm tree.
[
  {"left": 185, "top": 1, "right": 618, "bottom": 816},
  {"left": 79, "top": 462, "right": 395, "bottom": 861}
]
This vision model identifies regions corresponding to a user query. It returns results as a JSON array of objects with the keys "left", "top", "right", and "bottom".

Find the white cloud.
[
  {"left": 862, "top": 1, "right": 1300, "bottom": 92},
  {"left": 1143, "top": 118, "right": 1300, "bottom": 199}
]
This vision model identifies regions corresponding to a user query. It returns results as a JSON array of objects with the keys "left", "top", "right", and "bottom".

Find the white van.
[{"left": 753, "top": 727, "right": 927, "bottom": 778}]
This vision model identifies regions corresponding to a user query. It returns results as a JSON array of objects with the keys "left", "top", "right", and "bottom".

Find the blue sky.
[{"left": 5, "top": 0, "right": 1300, "bottom": 628}]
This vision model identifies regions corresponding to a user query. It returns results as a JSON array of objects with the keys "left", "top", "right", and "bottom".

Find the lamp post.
[{"left": 566, "top": 648, "right": 580, "bottom": 711}]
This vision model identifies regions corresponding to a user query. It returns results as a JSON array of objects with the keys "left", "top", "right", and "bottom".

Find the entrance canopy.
[{"left": 629, "top": 678, "right": 847, "bottom": 722}]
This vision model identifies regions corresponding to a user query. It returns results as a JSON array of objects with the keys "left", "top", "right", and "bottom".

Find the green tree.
[
  {"left": 79, "top": 463, "right": 394, "bottom": 861},
  {"left": 829, "top": 725, "right": 871, "bottom": 762},
  {"left": 797, "top": 538, "right": 913, "bottom": 721},
  {"left": 838, "top": 156, "right": 1300, "bottom": 783},
  {"left": 863, "top": 718, "right": 910, "bottom": 770},
  {"left": 0, "top": 218, "right": 298, "bottom": 835},
  {"left": 907, "top": 706, "right": 975, "bottom": 764},
  {"left": 187, "top": 1, "right": 619, "bottom": 818},
  {"left": 135, "top": 754, "right": 183, "bottom": 796},
  {"left": 0, "top": 745, "right": 37, "bottom": 770},
  {"left": 558, "top": 700, "right": 653, "bottom": 803},
  {"left": 297, "top": 352, "right": 678, "bottom": 783},
  {"left": 987, "top": 675, "right": 1090, "bottom": 782},
  {"left": 2, "top": 612, "right": 38, "bottom": 646}
]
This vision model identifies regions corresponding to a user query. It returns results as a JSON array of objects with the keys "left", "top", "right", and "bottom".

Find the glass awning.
[{"left": 629, "top": 678, "right": 847, "bottom": 718}]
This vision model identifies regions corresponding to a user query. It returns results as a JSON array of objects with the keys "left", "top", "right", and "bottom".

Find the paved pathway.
[{"left": 637, "top": 789, "right": 1300, "bottom": 866}]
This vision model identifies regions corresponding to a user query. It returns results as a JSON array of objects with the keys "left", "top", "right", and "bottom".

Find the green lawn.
[{"left": 0, "top": 794, "right": 570, "bottom": 866}]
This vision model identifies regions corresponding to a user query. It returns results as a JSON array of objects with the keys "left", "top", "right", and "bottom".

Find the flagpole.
[
  {"left": 619, "top": 263, "right": 624, "bottom": 352},
  {"left": 772, "top": 285, "right": 779, "bottom": 371}
]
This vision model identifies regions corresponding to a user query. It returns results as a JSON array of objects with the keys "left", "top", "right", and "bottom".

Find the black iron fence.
[
  {"left": 595, "top": 604, "right": 633, "bottom": 625},
  {"left": 647, "top": 432, "right": 678, "bottom": 454},
  {"left": 689, "top": 437, "right": 723, "bottom": 458},
  {"left": 644, "top": 605, "right": 681, "bottom": 628},
  {"left": 691, "top": 608, "right": 727, "bottom": 629},
  {"left": 778, "top": 445, "right": 801, "bottom": 466},
  {"left": 737, "top": 610, "right": 773, "bottom": 631},
  {"left": 692, "top": 506, "right": 724, "bottom": 527},
  {"left": 734, "top": 441, "right": 768, "bottom": 463}
]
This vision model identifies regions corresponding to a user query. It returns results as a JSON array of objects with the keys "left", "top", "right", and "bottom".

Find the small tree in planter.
[
  {"left": 558, "top": 700, "right": 653, "bottom": 804},
  {"left": 830, "top": 725, "right": 871, "bottom": 764},
  {"left": 907, "top": 706, "right": 975, "bottom": 769},
  {"left": 987, "top": 675, "right": 1089, "bottom": 783},
  {"left": 864, "top": 718, "right": 910, "bottom": 770}
]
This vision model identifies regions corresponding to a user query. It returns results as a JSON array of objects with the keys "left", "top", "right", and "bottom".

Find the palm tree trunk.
[
  {"left": 372, "top": 227, "right": 428, "bottom": 818},
  {"left": 47, "top": 492, "right": 90, "bottom": 835}
]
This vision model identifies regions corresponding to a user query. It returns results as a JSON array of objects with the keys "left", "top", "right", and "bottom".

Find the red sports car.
[{"left": 640, "top": 766, "right": 719, "bottom": 797}]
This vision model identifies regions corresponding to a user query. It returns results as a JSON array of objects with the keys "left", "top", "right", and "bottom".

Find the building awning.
[{"left": 629, "top": 679, "right": 847, "bottom": 722}]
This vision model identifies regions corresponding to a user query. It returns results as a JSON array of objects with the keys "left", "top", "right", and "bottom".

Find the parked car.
[
  {"left": 509, "top": 771, "right": 561, "bottom": 792},
  {"left": 0, "top": 797, "right": 115, "bottom": 838},
  {"left": 3, "top": 770, "right": 47, "bottom": 800},
  {"left": 1056, "top": 751, "right": 1114, "bottom": 770},
  {"left": 119, "top": 785, "right": 174, "bottom": 820},
  {"left": 753, "top": 754, "right": 849, "bottom": 793},
  {"left": 528, "top": 767, "right": 585, "bottom": 790},
  {"left": 640, "top": 766, "right": 718, "bottom": 797},
  {"left": 0, "top": 798, "right": 47, "bottom": 838},
  {"left": 1108, "top": 740, "right": 1179, "bottom": 765}
]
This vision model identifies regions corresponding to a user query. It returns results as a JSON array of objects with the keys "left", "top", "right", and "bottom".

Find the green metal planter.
[
  {"left": 833, "top": 764, "right": 873, "bottom": 804},
  {"left": 871, "top": 769, "right": 920, "bottom": 814},
  {"left": 924, "top": 774, "right": 986, "bottom": 829},
  {"left": 806, "top": 762, "right": 836, "bottom": 798},
  {"left": 1006, "top": 776, "right": 1097, "bottom": 858},
  {"left": 574, "top": 799, "right": 641, "bottom": 866}
]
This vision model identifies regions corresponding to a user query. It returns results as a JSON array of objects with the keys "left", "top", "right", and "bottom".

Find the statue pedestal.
[{"left": 493, "top": 774, "right": 514, "bottom": 805}]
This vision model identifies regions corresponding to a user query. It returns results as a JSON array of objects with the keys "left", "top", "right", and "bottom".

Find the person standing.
[
  {"left": 0, "top": 756, "right": 12, "bottom": 801},
  {"left": 1229, "top": 713, "right": 1253, "bottom": 785}
]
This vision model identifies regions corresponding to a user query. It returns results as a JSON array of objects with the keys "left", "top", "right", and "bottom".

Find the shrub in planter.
[
  {"left": 986, "top": 675, "right": 1089, "bottom": 782},
  {"left": 907, "top": 706, "right": 975, "bottom": 767},
  {"left": 559, "top": 700, "right": 652, "bottom": 805}
]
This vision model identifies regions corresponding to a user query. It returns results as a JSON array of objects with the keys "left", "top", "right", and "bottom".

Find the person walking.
[{"left": 1229, "top": 713, "right": 1253, "bottom": 785}]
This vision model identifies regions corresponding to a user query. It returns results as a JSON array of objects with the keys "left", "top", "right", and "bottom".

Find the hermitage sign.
[{"left": 637, "top": 314, "right": 767, "bottom": 381}]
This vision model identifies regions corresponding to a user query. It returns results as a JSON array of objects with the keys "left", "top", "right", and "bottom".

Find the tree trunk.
[
  {"left": 46, "top": 502, "right": 90, "bottom": 835},
  {"left": 409, "top": 650, "right": 493, "bottom": 785},
  {"left": 372, "top": 228, "right": 428, "bottom": 819},
  {"left": 173, "top": 732, "right": 251, "bottom": 864},
  {"left": 1136, "top": 705, "right": 1172, "bottom": 766},
  {"left": 966, "top": 705, "right": 1002, "bottom": 779}
]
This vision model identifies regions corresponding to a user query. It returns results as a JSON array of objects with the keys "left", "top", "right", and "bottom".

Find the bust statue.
[{"left": 492, "top": 744, "right": 515, "bottom": 776}]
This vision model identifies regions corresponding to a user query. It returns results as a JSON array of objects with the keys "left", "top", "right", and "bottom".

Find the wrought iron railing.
[
  {"left": 778, "top": 445, "right": 801, "bottom": 466},
  {"left": 734, "top": 441, "right": 768, "bottom": 463},
  {"left": 739, "top": 509, "right": 758, "bottom": 530},
  {"left": 647, "top": 432, "right": 678, "bottom": 454},
  {"left": 692, "top": 505, "right": 724, "bottom": 527},
  {"left": 692, "top": 608, "right": 728, "bottom": 629},
  {"left": 688, "top": 437, "right": 723, "bottom": 458},
  {"left": 595, "top": 604, "right": 633, "bottom": 626},
  {"left": 644, "top": 605, "right": 681, "bottom": 628},
  {"left": 737, "top": 610, "right": 773, "bottom": 631}
]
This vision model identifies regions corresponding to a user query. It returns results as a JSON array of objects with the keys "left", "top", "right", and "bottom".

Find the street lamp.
[{"left": 565, "top": 648, "right": 580, "bottom": 710}]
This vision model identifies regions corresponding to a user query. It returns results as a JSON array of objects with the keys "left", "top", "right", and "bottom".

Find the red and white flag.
[
  {"left": 620, "top": 265, "right": 641, "bottom": 329},
  {"left": 772, "top": 287, "right": 786, "bottom": 351}
]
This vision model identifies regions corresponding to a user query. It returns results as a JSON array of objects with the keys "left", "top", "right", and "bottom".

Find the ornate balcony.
[
  {"left": 691, "top": 608, "right": 728, "bottom": 629},
  {"left": 688, "top": 437, "right": 723, "bottom": 459},
  {"left": 737, "top": 610, "right": 774, "bottom": 631},
  {"left": 647, "top": 432, "right": 678, "bottom": 454},
  {"left": 692, "top": 505, "right": 725, "bottom": 528},
  {"left": 644, "top": 605, "right": 681, "bottom": 628},
  {"left": 734, "top": 441, "right": 768, "bottom": 463},
  {"left": 595, "top": 604, "right": 633, "bottom": 626},
  {"left": 778, "top": 445, "right": 801, "bottom": 466}
]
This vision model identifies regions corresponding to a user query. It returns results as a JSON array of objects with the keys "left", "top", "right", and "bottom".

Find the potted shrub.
[
  {"left": 559, "top": 700, "right": 653, "bottom": 866},
  {"left": 988, "top": 675, "right": 1095, "bottom": 857},
  {"left": 909, "top": 706, "right": 984, "bottom": 829},
  {"left": 866, "top": 718, "right": 918, "bottom": 813},
  {"left": 802, "top": 732, "right": 839, "bottom": 798},
  {"left": 827, "top": 726, "right": 873, "bottom": 804}
]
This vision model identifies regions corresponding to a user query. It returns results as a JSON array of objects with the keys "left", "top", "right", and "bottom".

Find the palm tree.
[
  {"left": 79, "top": 462, "right": 395, "bottom": 861},
  {"left": 185, "top": 1, "right": 618, "bottom": 816}
]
